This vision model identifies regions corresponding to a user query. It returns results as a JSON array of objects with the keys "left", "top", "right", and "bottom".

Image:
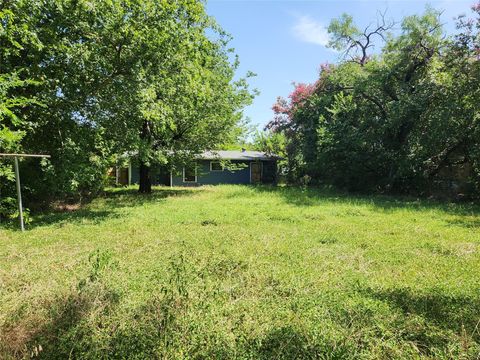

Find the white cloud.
[{"left": 292, "top": 15, "right": 329, "bottom": 46}]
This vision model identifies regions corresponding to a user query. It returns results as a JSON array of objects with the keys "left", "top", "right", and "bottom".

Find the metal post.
[
  {"left": 14, "top": 156, "right": 24, "bottom": 232},
  {"left": 0, "top": 153, "right": 49, "bottom": 231},
  {"left": 128, "top": 162, "right": 132, "bottom": 186}
]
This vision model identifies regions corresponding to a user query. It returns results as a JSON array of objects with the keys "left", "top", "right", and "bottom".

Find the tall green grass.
[{"left": 1, "top": 185, "right": 479, "bottom": 359}]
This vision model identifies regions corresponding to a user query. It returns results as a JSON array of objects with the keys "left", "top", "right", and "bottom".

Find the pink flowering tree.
[
  {"left": 264, "top": 63, "right": 334, "bottom": 181},
  {"left": 266, "top": 63, "right": 333, "bottom": 133},
  {"left": 266, "top": 83, "right": 316, "bottom": 133}
]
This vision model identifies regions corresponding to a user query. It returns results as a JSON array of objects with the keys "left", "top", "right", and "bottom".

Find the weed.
[{"left": 201, "top": 219, "right": 218, "bottom": 226}]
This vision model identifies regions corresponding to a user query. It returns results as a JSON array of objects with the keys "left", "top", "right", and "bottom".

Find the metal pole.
[{"left": 14, "top": 156, "right": 24, "bottom": 232}]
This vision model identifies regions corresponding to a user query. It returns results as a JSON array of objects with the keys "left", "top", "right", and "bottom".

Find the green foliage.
[
  {"left": 0, "top": 5, "right": 44, "bottom": 218},
  {"left": 252, "top": 130, "right": 287, "bottom": 177},
  {"left": 272, "top": 6, "right": 480, "bottom": 197},
  {"left": 253, "top": 130, "right": 286, "bottom": 157},
  {"left": 327, "top": 13, "right": 361, "bottom": 51},
  {"left": 1, "top": 185, "right": 479, "bottom": 358},
  {"left": 0, "top": 0, "right": 254, "bottom": 205},
  {"left": 221, "top": 117, "right": 257, "bottom": 150},
  {"left": 0, "top": 196, "right": 17, "bottom": 221}
]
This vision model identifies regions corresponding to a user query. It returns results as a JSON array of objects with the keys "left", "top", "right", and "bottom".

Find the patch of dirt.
[{"left": 51, "top": 202, "right": 82, "bottom": 212}]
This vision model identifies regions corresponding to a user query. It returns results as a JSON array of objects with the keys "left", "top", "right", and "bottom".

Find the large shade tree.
[
  {"left": 82, "top": 0, "right": 255, "bottom": 193},
  {"left": 0, "top": 0, "right": 254, "bottom": 209}
]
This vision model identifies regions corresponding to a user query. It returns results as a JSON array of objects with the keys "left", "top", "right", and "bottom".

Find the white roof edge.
[
  {"left": 198, "top": 150, "right": 280, "bottom": 160},
  {"left": 121, "top": 150, "right": 281, "bottom": 160}
]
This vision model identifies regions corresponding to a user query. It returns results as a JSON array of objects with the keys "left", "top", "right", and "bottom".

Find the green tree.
[
  {"left": 252, "top": 130, "right": 287, "bottom": 177},
  {"left": 327, "top": 10, "right": 394, "bottom": 66},
  {"left": 1, "top": 0, "right": 254, "bottom": 204},
  {"left": 122, "top": 4, "right": 255, "bottom": 193},
  {"left": 269, "top": 5, "right": 480, "bottom": 197},
  {"left": 0, "top": 3, "right": 44, "bottom": 217}
]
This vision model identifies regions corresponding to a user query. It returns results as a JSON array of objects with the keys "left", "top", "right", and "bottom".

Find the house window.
[
  {"left": 183, "top": 164, "right": 197, "bottom": 183},
  {"left": 210, "top": 161, "right": 223, "bottom": 171}
]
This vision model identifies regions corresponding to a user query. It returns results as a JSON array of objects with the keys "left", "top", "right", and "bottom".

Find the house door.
[
  {"left": 250, "top": 162, "right": 262, "bottom": 184},
  {"left": 118, "top": 167, "right": 129, "bottom": 185}
]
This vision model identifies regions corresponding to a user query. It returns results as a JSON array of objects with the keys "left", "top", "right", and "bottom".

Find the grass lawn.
[{"left": 1, "top": 185, "right": 479, "bottom": 359}]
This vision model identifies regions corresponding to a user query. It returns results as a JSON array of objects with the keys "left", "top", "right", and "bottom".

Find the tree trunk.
[
  {"left": 139, "top": 161, "right": 151, "bottom": 193},
  {"left": 138, "top": 120, "right": 152, "bottom": 194}
]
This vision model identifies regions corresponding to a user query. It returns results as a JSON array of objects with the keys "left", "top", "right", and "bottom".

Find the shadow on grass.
[
  {"left": 245, "top": 326, "right": 354, "bottom": 360},
  {"left": 32, "top": 209, "right": 115, "bottom": 228},
  {"left": 26, "top": 187, "right": 198, "bottom": 229},
  {"left": 251, "top": 185, "right": 480, "bottom": 216},
  {"left": 100, "top": 186, "right": 198, "bottom": 209},
  {"left": 446, "top": 218, "right": 480, "bottom": 228},
  {"left": 363, "top": 286, "right": 480, "bottom": 344}
]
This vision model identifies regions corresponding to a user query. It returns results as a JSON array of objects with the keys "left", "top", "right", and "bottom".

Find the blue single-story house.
[{"left": 115, "top": 150, "right": 280, "bottom": 186}]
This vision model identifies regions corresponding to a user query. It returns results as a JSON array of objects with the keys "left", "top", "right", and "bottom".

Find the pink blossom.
[
  {"left": 267, "top": 81, "right": 320, "bottom": 132},
  {"left": 289, "top": 82, "right": 316, "bottom": 107},
  {"left": 271, "top": 97, "right": 290, "bottom": 114}
]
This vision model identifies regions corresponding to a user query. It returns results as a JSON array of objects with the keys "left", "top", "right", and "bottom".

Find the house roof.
[
  {"left": 119, "top": 149, "right": 280, "bottom": 161},
  {"left": 199, "top": 150, "right": 280, "bottom": 161}
]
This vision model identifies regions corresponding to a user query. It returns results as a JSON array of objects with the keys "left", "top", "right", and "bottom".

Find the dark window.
[
  {"left": 183, "top": 165, "right": 196, "bottom": 182},
  {"left": 210, "top": 161, "right": 223, "bottom": 171}
]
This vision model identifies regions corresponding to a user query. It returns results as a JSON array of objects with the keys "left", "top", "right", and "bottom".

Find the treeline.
[
  {"left": 0, "top": 0, "right": 253, "bottom": 218},
  {"left": 267, "top": 6, "right": 480, "bottom": 198}
]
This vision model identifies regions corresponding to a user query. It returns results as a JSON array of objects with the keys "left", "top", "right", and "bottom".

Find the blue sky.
[{"left": 206, "top": 0, "right": 474, "bottom": 129}]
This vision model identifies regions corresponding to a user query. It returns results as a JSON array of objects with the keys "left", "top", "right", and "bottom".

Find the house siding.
[
  {"left": 129, "top": 159, "right": 276, "bottom": 186},
  {"left": 172, "top": 160, "right": 251, "bottom": 186}
]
